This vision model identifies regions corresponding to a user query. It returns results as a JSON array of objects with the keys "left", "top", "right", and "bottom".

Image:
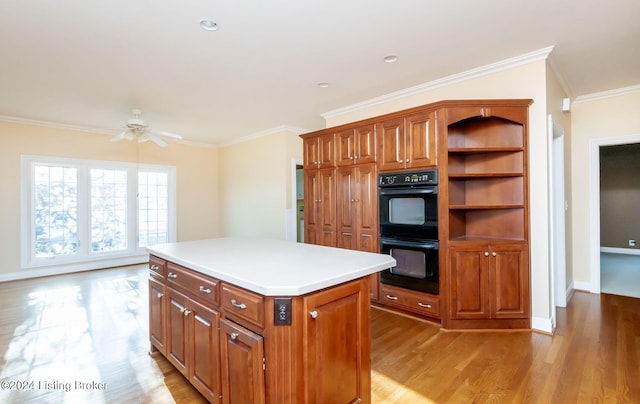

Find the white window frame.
[{"left": 21, "top": 155, "right": 177, "bottom": 269}]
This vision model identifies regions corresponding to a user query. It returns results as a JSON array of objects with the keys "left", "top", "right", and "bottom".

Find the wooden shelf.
[
  {"left": 448, "top": 147, "right": 523, "bottom": 153},
  {"left": 449, "top": 204, "right": 525, "bottom": 210}
]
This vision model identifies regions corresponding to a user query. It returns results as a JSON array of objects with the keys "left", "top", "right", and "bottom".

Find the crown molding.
[
  {"left": 0, "top": 114, "right": 116, "bottom": 136},
  {"left": 573, "top": 84, "right": 640, "bottom": 104},
  {"left": 321, "top": 46, "right": 555, "bottom": 120},
  {"left": 219, "top": 125, "right": 310, "bottom": 147},
  {"left": 546, "top": 53, "right": 574, "bottom": 99}
]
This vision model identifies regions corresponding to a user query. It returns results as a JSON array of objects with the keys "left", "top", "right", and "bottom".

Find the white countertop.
[{"left": 146, "top": 237, "right": 396, "bottom": 296}]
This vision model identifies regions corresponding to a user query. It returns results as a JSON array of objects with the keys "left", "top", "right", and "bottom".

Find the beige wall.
[
  {"left": 218, "top": 129, "right": 303, "bottom": 239},
  {"left": 326, "top": 60, "right": 553, "bottom": 327},
  {"left": 570, "top": 91, "right": 640, "bottom": 286},
  {"left": 0, "top": 121, "right": 220, "bottom": 277}
]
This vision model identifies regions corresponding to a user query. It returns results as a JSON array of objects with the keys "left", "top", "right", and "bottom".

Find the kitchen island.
[{"left": 147, "top": 238, "right": 395, "bottom": 404}]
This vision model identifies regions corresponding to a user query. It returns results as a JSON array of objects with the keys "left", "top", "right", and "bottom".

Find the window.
[{"left": 22, "top": 156, "right": 176, "bottom": 268}]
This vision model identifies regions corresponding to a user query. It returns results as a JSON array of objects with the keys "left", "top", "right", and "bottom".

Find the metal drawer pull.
[
  {"left": 418, "top": 302, "right": 432, "bottom": 309},
  {"left": 168, "top": 272, "right": 178, "bottom": 279},
  {"left": 150, "top": 264, "right": 159, "bottom": 270},
  {"left": 230, "top": 332, "right": 239, "bottom": 340},
  {"left": 385, "top": 295, "right": 399, "bottom": 300},
  {"left": 230, "top": 299, "right": 247, "bottom": 309},
  {"left": 199, "top": 286, "right": 211, "bottom": 294},
  {"left": 183, "top": 309, "right": 192, "bottom": 316},
  {"left": 310, "top": 310, "right": 318, "bottom": 319}
]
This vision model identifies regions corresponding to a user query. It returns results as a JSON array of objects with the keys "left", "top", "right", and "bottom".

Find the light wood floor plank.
[{"left": 0, "top": 266, "right": 638, "bottom": 403}]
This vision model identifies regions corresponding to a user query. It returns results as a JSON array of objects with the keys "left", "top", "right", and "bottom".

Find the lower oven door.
[{"left": 379, "top": 237, "right": 439, "bottom": 295}]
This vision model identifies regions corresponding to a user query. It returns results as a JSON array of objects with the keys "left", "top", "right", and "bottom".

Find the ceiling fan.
[{"left": 110, "top": 109, "right": 182, "bottom": 147}]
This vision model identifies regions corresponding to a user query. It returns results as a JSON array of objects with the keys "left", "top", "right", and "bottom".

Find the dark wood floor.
[{"left": 0, "top": 266, "right": 638, "bottom": 403}]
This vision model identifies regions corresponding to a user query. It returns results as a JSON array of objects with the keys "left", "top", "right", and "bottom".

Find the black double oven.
[{"left": 378, "top": 170, "right": 439, "bottom": 295}]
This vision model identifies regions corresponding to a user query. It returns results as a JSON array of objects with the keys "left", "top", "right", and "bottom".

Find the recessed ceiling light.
[
  {"left": 383, "top": 55, "right": 399, "bottom": 63},
  {"left": 200, "top": 19, "right": 219, "bottom": 31},
  {"left": 318, "top": 82, "right": 329, "bottom": 88}
]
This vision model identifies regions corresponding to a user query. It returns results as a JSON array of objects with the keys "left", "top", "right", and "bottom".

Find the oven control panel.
[{"left": 379, "top": 170, "right": 438, "bottom": 187}]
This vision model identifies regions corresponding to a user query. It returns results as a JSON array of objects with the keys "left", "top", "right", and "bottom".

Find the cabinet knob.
[
  {"left": 168, "top": 272, "right": 177, "bottom": 279},
  {"left": 231, "top": 299, "right": 247, "bottom": 310},
  {"left": 418, "top": 302, "right": 432, "bottom": 309},
  {"left": 385, "top": 295, "right": 399, "bottom": 301},
  {"left": 309, "top": 310, "right": 318, "bottom": 319},
  {"left": 398, "top": 159, "right": 404, "bottom": 163},
  {"left": 183, "top": 309, "right": 192, "bottom": 317},
  {"left": 150, "top": 264, "right": 159, "bottom": 270},
  {"left": 157, "top": 292, "right": 164, "bottom": 299},
  {"left": 199, "top": 286, "right": 211, "bottom": 294},
  {"left": 230, "top": 332, "right": 239, "bottom": 340},
  {"left": 492, "top": 252, "right": 497, "bottom": 257},
  {"left": 484, "top": 252, "right": 489, "bottom": 257}
]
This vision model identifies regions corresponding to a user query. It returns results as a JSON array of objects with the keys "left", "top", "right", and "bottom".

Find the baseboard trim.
[{"left": 0, "top": 255, "right": 149, "bottom": 282}]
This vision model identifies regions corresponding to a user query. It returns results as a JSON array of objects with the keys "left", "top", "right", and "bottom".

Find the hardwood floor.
[{"left": 0, "top": 266, "right": 638, "bottom": 403}]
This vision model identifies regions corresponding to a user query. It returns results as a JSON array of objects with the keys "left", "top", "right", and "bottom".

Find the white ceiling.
[{"left": 1, "top": 0, "right": 639, "bottom": 145}]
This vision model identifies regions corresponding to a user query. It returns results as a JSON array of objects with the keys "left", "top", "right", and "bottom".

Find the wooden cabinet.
[
  {"left": 304, "top": 167, "right": 336, "bottom": 246},
  {"left": 441, "top": 101, "right": 532, "bottom": 329},
  {"left": 220, "top": 318, "right": 265, "bottom": 404},
  {"left": 379, "top": 283, "right": 440, "bottom": 319},
  {"left": 336, "top": 124, "right": 376, "bottom": 166},
  {"left": 336, "top": 163, "right": 378, "bottom": 252},
  {"left": 303, "top": 132, "right": 335, "bottom": 169},
  {"left": 150, "top": 256, "right": 373, "bottom": 403},
  {"left": 377, "top": 111, "right": 437, "bottom": 172},
  {"left": 166, "top": 286, "right": 222, "bottom": 402},
  {"left": 303, "top": 278, "right": 370, "bottom": 403},
  {"left": 449, "top": 243, "right": 529, "bottom": 321},
  {"left": 149, "top": 276, "right": 166, "bottom": 354}
]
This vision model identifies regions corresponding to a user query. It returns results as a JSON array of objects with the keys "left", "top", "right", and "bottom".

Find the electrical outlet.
[{"left": 629, "top": 239, "right": 636, "bottom": 247}]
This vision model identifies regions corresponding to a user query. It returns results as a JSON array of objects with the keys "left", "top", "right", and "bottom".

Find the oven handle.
[
  {"left": 379, "top": 187, "right": 437, "bottom": 196},
  {"left": 380, "top": 237, "right": 439, "bottom": 250}
]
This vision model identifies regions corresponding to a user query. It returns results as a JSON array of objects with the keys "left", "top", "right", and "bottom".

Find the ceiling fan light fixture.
[{"left": 200, "top": 19, "right": 219, "bottom": 31}]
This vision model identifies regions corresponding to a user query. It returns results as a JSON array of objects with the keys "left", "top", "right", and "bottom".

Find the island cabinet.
[
  {"left": 149, "top": 254, "right": 375, "bottom": 403},
  {"left": 439, "top": 100, "right": 532, "bottom": 330}
]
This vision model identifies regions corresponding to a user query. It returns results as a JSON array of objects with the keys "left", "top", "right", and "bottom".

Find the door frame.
[
  {"left": 288, "top": 158, "right": 304, "bottom": 242},
  {"left": 589, "top": 133, "right": 640, "bottom": 293}
]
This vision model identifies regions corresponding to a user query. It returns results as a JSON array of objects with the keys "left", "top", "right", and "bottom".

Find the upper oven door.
[{"left": 379, "top": 186, "right": 438, "bottom": 240}]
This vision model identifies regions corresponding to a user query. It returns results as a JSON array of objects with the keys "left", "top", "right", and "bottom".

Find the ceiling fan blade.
[
  {"left": 110, "top": 131, "right": 128, "bottom": 142},
  {"left": 147, "top": 134, "right": 168, "bottom": 147},
  {"left": 148, "top": 129, "right": 183, "bottom": 140}
]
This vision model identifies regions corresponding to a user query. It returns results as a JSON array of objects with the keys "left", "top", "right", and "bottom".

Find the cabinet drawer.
[
  {"left": 221, "top": 284, "right": 265, "bottom": 328},
  {"left": 149, "top": 256, "right": 167, "bottom": 278},
  {"left": 166, "top": 263, "right": 220, "bottom": 306},
  {"left": 380, "top": 284, "right": 440, "bottom": 318}
]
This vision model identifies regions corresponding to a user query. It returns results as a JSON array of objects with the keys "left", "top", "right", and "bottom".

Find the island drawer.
[
  {"left": 380, "top": 284, "right": 440, "bottom": 318},
  {"left": 221, "top": 284, "right": 265, "bottom": 328},
  {"left": 166, "top": 263, "right": 220, "bottom": 306},
  {"left": 149, "top": 256, "right": 167, "bottom": 278}
]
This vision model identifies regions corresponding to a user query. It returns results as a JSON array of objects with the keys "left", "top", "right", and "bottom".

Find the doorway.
[{"left": 589, "top": 133, "right": 640, "bottom": 296}]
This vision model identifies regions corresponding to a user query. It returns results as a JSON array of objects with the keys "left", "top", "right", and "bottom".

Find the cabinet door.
[
  {"left": 303, "top": 169, "right": 319, "bottom": 244},
  {"left": 189, "top": 299, "right": 221, "bottom": 403},
  {"left": 336, "top": 129, "right": 356, "bottom": 166},
  {"left": 318, "top": 167, "right": 336, "bottom": 247},
  {"left": 220, "top": 319, "right": 265, "bottom": 404},
  {"left": 166, "top": 287, "right": 190, "bottom": 376},
  {"left": 336, "top": 166, "right": 357, "bottom": 250},
  {"left": 449, "top": 244, "right": 490, "bottom": 319},
  {"left": 355, "top": 163, "right": 378, "bottom": 253},
  {"left": 149, "top": 277, "right": 166, "bottom": 354},
  {"left": 406, "top": 111, "right": 436, "bottom": 169},
  {"left": 355, "top": 124, "right": 376, "bottom": 165},
  {"left": 377, "top": 117, "right": 405, "bottom": 171},
  {"left": 318, "top": 133, "right": 336, "bottom": 168},
  {"left": 490, "top": 245, "right": 529, "bottom": 319},
  {"left": 303, "top": 137, "right": 319, "bottom": 169},
  {"left": 303, "top": 279, "right": 370, "bottom": 404}
]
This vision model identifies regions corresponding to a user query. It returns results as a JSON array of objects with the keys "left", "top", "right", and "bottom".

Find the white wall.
[{"left": 570, "top": 90, "right": 640, "bottom": 289}]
